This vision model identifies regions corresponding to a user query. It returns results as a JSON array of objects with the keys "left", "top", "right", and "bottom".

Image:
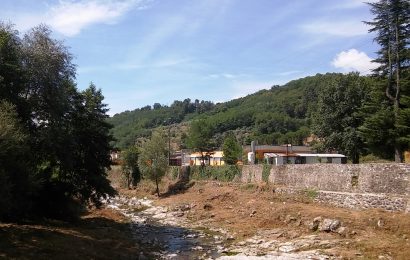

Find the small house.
[
  {"left": 190, "top": 151, "right": 225, "bottom": 166},
  {"left": 264, "top": 153, "right": 346, "bottom": 165}
]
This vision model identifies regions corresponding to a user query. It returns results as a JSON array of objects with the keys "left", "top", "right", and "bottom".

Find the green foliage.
[
  {"left": 122, "top": 146, "right": 141, "bottom": 187},
  {"left": 363, "top": 0, "right": 410, "bottom": 161},
  {"left": 187, "top": 119, "right": 215, "bottom": 165},
  {"left": 190, "top": 165, "right": 240, "bottom": 182},
  {"left": 0, "top": 23, "right": 115, "bottom": 220},
  {"left": 360, "top": 154, "right": 392, "bottom": 163},
  {"left": 138, "top": 130, "right": 169, "bottom": 196},
  {"left": 167, "top": 166, "right": 181, "bottom": 180},
  {"left": 312, "top": 73, "right": 371, "bottom": 163},
  {"left": 262, "top": 164, "right": 271, "bottom": 183},
  {"left": 107, "top": 98, "right": 215, "bottom": 148},
  {"left": 0, "top": 100, "right": 34, "bottom": 220},
  {"left": 108, "top": 73, "right": 377, "bottom": 150},
  {"left": 222, "top": 134, "right": 242, "bottom": 165},
  {"left": 304, "top": 188, "right": 318, "bottom": 200}
]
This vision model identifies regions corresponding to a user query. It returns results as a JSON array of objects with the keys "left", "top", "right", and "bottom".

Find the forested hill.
[{"left": 108, "top": 73, "right": 362, "bottom": 149}]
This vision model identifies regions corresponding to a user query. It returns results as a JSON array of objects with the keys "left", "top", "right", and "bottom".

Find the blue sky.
[{"left": 1, "top": 0, "right": 379, "bottom": 115}]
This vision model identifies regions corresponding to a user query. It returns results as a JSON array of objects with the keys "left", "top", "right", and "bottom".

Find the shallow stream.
[
  {"left": 104, "top": 196, "right": 334, "bottom": 260},
  {"left": 105, "top": 196, "right": 224, "bottom": 259}
]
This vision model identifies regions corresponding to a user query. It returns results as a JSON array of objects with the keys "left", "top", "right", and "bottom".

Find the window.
[{"left": 326, "top": 157, "right": 332, "bottom": 163}]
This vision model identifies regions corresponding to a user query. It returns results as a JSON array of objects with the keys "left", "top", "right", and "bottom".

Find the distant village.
[{"left": 111, "top": 142, "right": 347, "bottom": 167}]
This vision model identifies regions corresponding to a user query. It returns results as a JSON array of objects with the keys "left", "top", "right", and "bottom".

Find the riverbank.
[
  {"left": 1, "top": 179, "right": 409, "bottom": 259},
  {"left": 0, "top": 208, "right": 139, "bottom": 259},
  {"left": 124, "top": 179, "right": 410, "bottom": 259}
]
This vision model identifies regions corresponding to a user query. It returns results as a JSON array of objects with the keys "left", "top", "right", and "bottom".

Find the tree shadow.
[
  {"left": 161, "top": 167, "right": 195, "bottom": 198},
  {"left": 0, "top": 214, "right": 140, "bottom": 260},
  {"left": 162, "top": 177, "right": 195, "bottom": 198},
  {"left": 0, "top": 208, "right": 221, "bottom": 259}
]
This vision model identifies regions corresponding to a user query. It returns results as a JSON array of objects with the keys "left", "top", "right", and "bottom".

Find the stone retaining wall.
[{"left": 242, "top": 164, "right": 410, "bottom": 213}]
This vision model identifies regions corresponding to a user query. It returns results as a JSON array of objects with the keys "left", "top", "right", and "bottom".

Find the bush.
[
  {"left": 190, "top": 165, "right": 240, "bottom": 182},
  {"left": 167, "top": 166, "right": 181, "bottom": 180},
  {"left": 262, "top": 164, "right": 271, "bottom": 183}
]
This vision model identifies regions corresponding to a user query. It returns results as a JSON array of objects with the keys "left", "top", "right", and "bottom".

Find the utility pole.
[{"left": 168, "top": 125, "right": 171, "bottom": 166}]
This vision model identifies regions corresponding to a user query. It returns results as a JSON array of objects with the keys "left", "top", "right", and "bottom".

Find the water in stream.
[
  {"left": 104, "top": 196, "right": 335, "bottom": 260},
  {"left": 105, "top": 196, "right": 224, "bottom": 259}
]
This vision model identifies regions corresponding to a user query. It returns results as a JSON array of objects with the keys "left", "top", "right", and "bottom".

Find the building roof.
[
  {"left": 190, "top": 151, "right": 224, "bottom": 158},
  {"left": 296, "top": 153, "right": 346, "bottom": 158},
  {"left": 244, "top": 145, "right": 313, "bottom": 153},
  {"left": 263, "top": 153, "right": 346, "bottom": 158}
]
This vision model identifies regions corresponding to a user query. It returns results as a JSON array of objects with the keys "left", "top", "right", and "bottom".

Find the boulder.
[{"left": 319, "top": 218, "right": 341, "bottom": 232}]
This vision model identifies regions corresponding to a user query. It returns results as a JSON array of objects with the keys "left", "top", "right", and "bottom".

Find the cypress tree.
[{"left": 363, "top": 0, "right": 410, "bottom": 162}]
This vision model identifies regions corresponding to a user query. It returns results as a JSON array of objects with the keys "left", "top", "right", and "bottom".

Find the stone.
[
  {"left": 308, "top": 217, "right": 322, "bottom": 231},
  {"left": 278, "top": 243, "right": 296, "bottom": 253},
  {"left": 203, "top": 203, "right": 213, "bottom": 210},
  {"left": 226, "top": 235, "right": 235, "bottom": 241},
  {"left": 284, "top": 214, "right": 297, "bottom": 224},
  {"left": 319, "top": 218, "right": 341, "bottom": 232},
  {"left": 336, "top": 226, "right": 348, "bottom": 237},
  {"left": 175, "top": 212, "right": 185, "bottom": 217},
  {"left": 286, "top": 230, "right": 300, "bottom": 239}
]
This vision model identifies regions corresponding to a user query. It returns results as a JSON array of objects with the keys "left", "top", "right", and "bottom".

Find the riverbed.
[{"left": 104, "top": 196, "right": 336, "bottom": 259}]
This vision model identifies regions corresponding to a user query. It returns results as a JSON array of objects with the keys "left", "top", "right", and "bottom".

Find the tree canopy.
[
  {"left": 222, "top": 133, "right": 242, "bottom": 165},
  {"left": 138, "top": 130, "right": 168, "bottom": 196},
  {"left": 363, "top": 0, "right": 410, "bottom": 162},
  {"left": 0, "top": 22, "right": 115, "bottom": 220}
]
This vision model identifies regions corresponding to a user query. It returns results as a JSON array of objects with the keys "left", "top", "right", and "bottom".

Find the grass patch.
[
  {"left": 190, "top": 165, "right": 240, "bottom": 182},
  {"left": 262, "top": 164, "right": 271, "bottom": 183},
  {"left": 304, "top": 188, "right": 318, "bottom": 200}
]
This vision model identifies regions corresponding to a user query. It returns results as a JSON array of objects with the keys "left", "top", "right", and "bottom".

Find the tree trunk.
[
  {"left": 393, "top": 19, "right": 402, "bottom": 163},
  {"left": 352, "top": 150, "right": 359, "bottom": 164},
  {"left": 126, "top": 172, "right": 131, "bottom": 189},
  {"left": 155, "top": 175, "right": 160, "bottom": 197}
]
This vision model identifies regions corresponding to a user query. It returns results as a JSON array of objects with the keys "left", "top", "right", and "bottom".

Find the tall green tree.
[
  {"left": 222, "top": 133, "right": 242, "bottom": 165},
  {"left": 0, "top": 23, "right": 26, "bottom": 112},
  {"left": 0, "top": 22, "right": 116, "bottom": 219},
  {"left": 69, "top": 83, "right": 116, "bottom": 207},
  {"left": 312, "top": 73, "right": 370, "bottom": 163},
  {"left": 138, "top": 130, "right": 168, "bottom": 196},
  {"left": 187, "top": 119, "right": 215, "bottom": 166},
  {"left": 122, "top": 146, "right": 140, "bottom": 188},
  {"left": 364, "top": 0, "right": 410, "bottom": 162},
  {"left": 0, "top": 101, "right": 36, "bottom": 219}
]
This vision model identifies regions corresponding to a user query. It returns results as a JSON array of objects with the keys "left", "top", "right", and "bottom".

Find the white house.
[{"left": 264, "top": 153, "right": 346, "bottom": 165}]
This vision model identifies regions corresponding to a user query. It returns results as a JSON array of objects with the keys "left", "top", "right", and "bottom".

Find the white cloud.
[
  {"left": 77, "top": 57, "right": 192, "bottom": 73},
  {"left": 331, "top": 49, "right": 378, "bottom": 75},
  {"left": 48, "top": 0, "right": 135, "bottom": 36},
  {"left": 302, "top": 20, "right": 369, "bottom": 37},
  {"left": 7, "top": 0, "right": 150, "bottom": 37}
]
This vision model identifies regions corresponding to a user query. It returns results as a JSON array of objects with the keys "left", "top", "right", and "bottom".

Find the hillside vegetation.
[
  {"left": 110, "top": 69, "right": 410, "bottom": 163},
  {"left": 109, "top": 73, "right": 360, "bottom": 149}
]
